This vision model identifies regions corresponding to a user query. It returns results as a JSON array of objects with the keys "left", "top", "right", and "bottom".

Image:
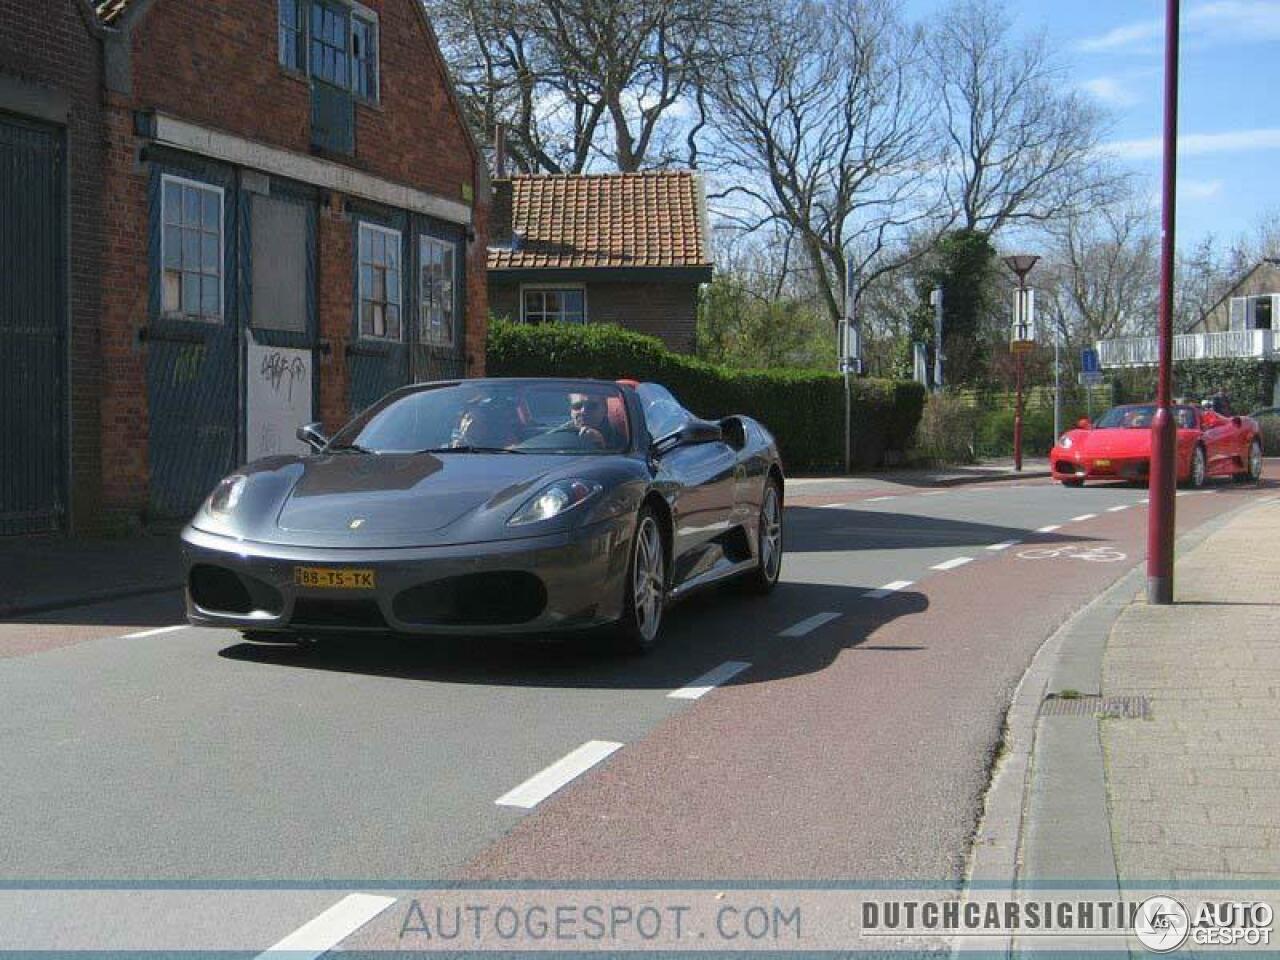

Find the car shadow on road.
[
  {"left": 218, "top": 578, "right": 930, "bottom": 691},
  {"left": 784, "top": 505, "right": 1093, "bottom": 552}
]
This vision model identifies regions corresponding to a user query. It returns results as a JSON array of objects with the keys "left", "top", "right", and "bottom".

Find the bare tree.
[
  {"left": 426, "top": 0, "right": 754, "bottom": 173},
  {"left": 704, "top": 0, "right": 944, "bottom": 327},
  {"left": 928, "top": 0, "right": 1118, "bottom": 235},
  {"left": 1041, "top": 200, "right": 1160, "bottom": 354}
]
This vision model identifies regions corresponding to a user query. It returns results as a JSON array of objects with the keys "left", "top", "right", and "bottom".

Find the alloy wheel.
[
  {"left": 632, "top": 516, "right": 664, "bottom": 643},
  {"left": 760, "top": 485, "right": 783, "bottom": 583}
]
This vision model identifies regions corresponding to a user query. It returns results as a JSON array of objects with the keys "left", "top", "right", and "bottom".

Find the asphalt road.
[{"left": 0, "top": 468, "right": 1273, "bottom": 952}]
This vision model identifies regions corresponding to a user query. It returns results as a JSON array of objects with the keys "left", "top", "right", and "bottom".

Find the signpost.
[
  {"left": 1080, "top": 347, "right": 1103, "bottom": 420},
  {"left": 930, "top": 287, "right": 943, "bottom": 392},
  {"left": 840, "top": 263, "right": 861, "bottom": 475}
]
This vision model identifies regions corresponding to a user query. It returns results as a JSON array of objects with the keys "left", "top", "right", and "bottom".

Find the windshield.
[
  {"left": 1095, "top": 405, "right": 1198, "bottom": 430},
  {"left": 327, "top": 382, "right": 631, "bottom": 455}
]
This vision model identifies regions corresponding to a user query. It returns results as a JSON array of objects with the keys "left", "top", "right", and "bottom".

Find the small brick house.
[
  {"left": 0, "top": 0, "right": 490, "bottom": 534},
  {"left": 488, "top": 172, "right": 713, "bottom": 354}
]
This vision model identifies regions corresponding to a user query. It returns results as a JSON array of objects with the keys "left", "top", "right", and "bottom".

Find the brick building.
[
  {"left": 1, "top": 0, "right": 489, "bottom": 535},
  {"left": 488, "top": 172, "right": 713, "bottom": 354}
]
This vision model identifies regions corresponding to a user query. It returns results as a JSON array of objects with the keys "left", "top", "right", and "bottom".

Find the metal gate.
[{"left": 0, "top": 115, "right": 65, "bottom": 536}]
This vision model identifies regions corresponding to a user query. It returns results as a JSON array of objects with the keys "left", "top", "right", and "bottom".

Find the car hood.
[
  {"left": 195, "top": 451, "right": 618, "bottom": 548},
  {"left": 1069, "top": 428, "right": 1153, "bottom": 457}
]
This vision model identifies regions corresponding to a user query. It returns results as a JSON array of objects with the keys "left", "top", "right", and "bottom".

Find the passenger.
[
  {"left": 562, "top": 392, "right": 623, "bottom": 449},
  {"left": 454, "top": 397, "right": 520, "bottom": 449}
]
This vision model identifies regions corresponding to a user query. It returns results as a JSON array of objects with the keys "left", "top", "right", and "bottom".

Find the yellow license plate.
[
  {"left": 1094, "top": 459, "right": 1111, "bottom": 468},
  {"left": 293, "top": 566, "right": 376, "bottom": 590}
]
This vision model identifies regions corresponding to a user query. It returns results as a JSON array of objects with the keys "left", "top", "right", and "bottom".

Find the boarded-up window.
[{"left": 251, "top": 195, "right": 307, "bottom": 333}]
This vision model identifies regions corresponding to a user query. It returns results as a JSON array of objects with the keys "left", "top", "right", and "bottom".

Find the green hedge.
[
  {"left": 486, "top": 320, "right": 925, "bottom": 472},
  {"left": 1111, "top": 358, "right": 1278, "bottom": 412}
]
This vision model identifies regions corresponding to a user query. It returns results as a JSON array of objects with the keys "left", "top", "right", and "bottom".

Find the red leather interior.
[{"left": 606, "top": 395, "right": 629, "bottom": 442}]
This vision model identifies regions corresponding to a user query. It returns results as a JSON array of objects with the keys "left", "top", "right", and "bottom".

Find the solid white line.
[
  {"left": 931, "top": 557, "right": 973, "bottom": 571},
  {"left": 866, "top": 495, "right": 897, "bottom": 502},
  {"left": 1069, "top": 513, "right": 1097, "bottom": 522},
  {"left": 496, "top": 741, "right": 623, "bottom": 809},
  {"left": 1036, "top": 524, "right": 1062, "bottom": 533},
  {"left": 669, "top": 660, "right": 752, "bottom": 700},
  {"left": 778, "top": 611, "right": 842, "bottom": 637},
  {"left": 863, "top": 580, "right": 913, "bottom": 600},
  {"left": 257, "top": 893, "right": 397, "bottom": 959},
  {"left": 986, "top": 540, "right": 1021, "bottom": 551},
  {"left": 118, "top": 624, "right": 188, "bottom": 640},
  {"left": 1107, "top": 505, "right": 1130, "bottom": 512}
]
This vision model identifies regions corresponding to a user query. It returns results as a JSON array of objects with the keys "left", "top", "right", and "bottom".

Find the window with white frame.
[
  {"left": 277, "top": 0, "right": 379, "bottom": 102},
  {"left": 161, "top": 176, "right": 222, "bottom": 321},
  {"left": 358, "top": 223, "right": 402, "bottom": 340},
  {"left": 419, "top": 236, "right": 457, "bottom": 346},
  {"left": 522, "top": 287, "right": 586, "bottom": 325}
]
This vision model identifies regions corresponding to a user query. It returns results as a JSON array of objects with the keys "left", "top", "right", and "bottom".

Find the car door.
[
  {"left": 1197, "top": 410, "right": 1235, "bottom": 475},
  {"left": 638, "top": 385, "right": 736, "bottom": 584}
]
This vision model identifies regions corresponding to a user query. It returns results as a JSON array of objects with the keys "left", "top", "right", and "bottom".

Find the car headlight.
[
  {"left": 205, "top": 475, "right": 247, "bottom": 517},
  {"left": 508, "top": 479, "right": 601, "bottom": 526},
  {"left": 1059, "top": 435, "right": 1073, "bottom": 449}
]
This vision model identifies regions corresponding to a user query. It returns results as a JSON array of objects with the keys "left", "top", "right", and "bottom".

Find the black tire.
[
  {"left": 744, "top": 479, "right": 783, "bottom": 594},
  {"left": 615, "top": 506, "right": 666, "bottom": 653},
  {"left": 1061, "top": 478, "right": 1084, "bottom": 488},
  {"left": 1234, "top": 439, "right": 1263, "bottom": 484},
  {"left": 1184, "top": 445, "right": 1207, "bottom": 489}
]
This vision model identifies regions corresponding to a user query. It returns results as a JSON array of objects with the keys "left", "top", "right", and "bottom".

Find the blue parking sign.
[{"left": 1081, "top": 348, "right": 1100, "bottom": 375}]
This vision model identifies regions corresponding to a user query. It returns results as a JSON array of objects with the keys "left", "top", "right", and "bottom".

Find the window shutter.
[{"left": 1229, "top": 296, "right": 1247, "bottom": 332}]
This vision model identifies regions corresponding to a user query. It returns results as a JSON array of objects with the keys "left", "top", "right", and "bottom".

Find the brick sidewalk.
[
  {"left": 0, "top": 535, "right": 182, "bottom": 617},
  {"left": 1102, "top": 497, "right": 1280, "bottom": 882}
]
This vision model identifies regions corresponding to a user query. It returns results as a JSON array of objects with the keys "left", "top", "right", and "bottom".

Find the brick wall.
[
  {"left": 0, "top": 0, "right": 106, "bottom": 532},
  {"left": 317, "top": 195, "right": 353, "bottom": 434},
  {"left": 489, "top": 279, "right": 699, "bottom": 355}
]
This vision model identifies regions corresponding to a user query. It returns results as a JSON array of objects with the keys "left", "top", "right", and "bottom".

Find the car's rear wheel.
[
  {"left": 1185, "top": 445, "right": 1207, "bottom": 488},
  {"left": 1235, "top": 439, "right": 1263, "bottom": 483},
  {"left": 745, "top": 479, "right": 783, "bottom": 594},
  {"left": 616, "top": 507, "right": 665, "bottom": 652}
]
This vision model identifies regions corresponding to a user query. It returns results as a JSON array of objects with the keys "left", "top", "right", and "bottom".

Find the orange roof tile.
[{"left": 488, "top": 171, "right": 711, "bottom": 273}]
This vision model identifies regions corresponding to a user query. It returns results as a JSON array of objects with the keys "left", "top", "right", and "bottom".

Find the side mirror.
[
  {"left": 652, "top": 419, "right": 723, "bottom": 456},
  {"left": 1076, "top": 418, "right": 1092, "bottom": 430},
  {"left": 296, "top": 422, "right": 328, "bottom": 452}
]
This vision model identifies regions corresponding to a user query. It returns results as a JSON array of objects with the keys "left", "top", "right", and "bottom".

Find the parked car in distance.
[
  {"left": 1049, "top": 402, "right": 1262, "bottom": 488},
  {"left": 181, "top": 378, "right": 785, "bottom": 652}
]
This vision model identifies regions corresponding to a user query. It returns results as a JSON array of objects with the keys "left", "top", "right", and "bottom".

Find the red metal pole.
[
  {"left": 1148, "top": 0, "right": 1180, "bottom": 605},
  {"left": 1014, "top": 352, "right": 1024, "bottom": 472}
]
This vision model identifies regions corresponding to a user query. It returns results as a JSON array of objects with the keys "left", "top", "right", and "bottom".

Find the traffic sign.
[
  {"left": 1010, "top": 340, "right": 1035, "bottom": 354},
  {"left": 1081, "top": 348, "right": 1100, "bottom": 375}
]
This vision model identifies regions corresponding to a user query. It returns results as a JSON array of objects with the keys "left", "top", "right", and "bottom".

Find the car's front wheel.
[
  {"left": 1184, "top": 445, "right": 1207, "bottom": 488},
  {"left": 616, "top": 507, "right": 665, "bottom": 652}
]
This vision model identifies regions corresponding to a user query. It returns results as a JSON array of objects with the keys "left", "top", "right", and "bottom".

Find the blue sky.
[{"left": 905, "top": 0, "right": 1279, "bottom": 250}]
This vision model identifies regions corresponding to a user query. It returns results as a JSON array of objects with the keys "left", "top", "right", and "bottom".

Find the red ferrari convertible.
[{"left": 1050, "top": 403, "right": 1263, "bottom": 488}]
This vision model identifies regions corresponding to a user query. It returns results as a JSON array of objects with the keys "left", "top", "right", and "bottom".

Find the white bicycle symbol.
[{"left": 1017, "top": 544, "right": 1127, "bottom": 563}]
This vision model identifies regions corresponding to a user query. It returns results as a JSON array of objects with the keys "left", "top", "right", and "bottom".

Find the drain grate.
[{"left": 1041, "top": 694, "right": 1151, "bottom": 719}]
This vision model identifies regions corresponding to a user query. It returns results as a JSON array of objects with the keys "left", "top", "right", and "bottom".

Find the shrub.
[
  {"left": 974, "top": 405, "right": 1059, "bottom": 459},
  {"left": 913, "top": 392, "right": 979, "bottom": 464},
  {"left": 486, "top": 320, "right": 925, "bottom": 472},
  {"left": 1257, "top": 414, "right": 1280, "bottom": 456}
]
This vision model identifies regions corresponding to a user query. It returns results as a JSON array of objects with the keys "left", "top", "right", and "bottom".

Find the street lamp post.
[
  {"left": 1148, "top": 0, "right": 1182, "bottom": 605},
  {"left": 930, "top": 287, "right": 943, "bottom": 392},
  {"left": 1003, "top": 254, "right": 1040, "bottom": 473}
]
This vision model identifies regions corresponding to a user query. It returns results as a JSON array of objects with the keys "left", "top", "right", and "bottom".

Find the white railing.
[{"left": 1097, "top": 329, "right": 1276, "bottom": 368}]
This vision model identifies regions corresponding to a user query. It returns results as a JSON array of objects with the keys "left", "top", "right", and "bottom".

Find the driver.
[
  {"left": 562, "top": 392, "right": 623, "bottom": 449},
  {"left": 454, "top": 397, "right": 519, "bottom": 449}
]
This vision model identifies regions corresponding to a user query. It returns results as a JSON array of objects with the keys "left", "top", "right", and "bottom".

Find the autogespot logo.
[{"left": 1134, "top": 896, "right": 1190, "bottom": 953}]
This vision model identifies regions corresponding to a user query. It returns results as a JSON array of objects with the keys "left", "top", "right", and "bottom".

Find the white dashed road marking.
[
  {"left": 256, "top": 893, "right": 398, "bottom": 960},
  {"left": 930, "top": 557, "right": 973, "bottom": 571},
  {"left": 863, "top": 580, "right": 914, "bottom": 600},
  {"left": 496, "top": 741, "right": 624, "bottom": 809},
  {"left": 1107, "top": 505, "right": 1130, "bottom": 512},
  {"left": 1036, "top": 524, "right": 1062, "bottom": 533},
  {"left": 866, "top": 496, "right": 897, "bottom": 502},
  {"left": 1069, "top": 514, "right": 1097, "bottom": 522},
  {"left": 118, "top": 625, "right": 188, "bottom": 640},
  {"left": 778, "top": 612, "right": 842, "bottom": 637},
  {"left": 669, "top": 661, "right": 752, "bottom": 700},
  {"left": 986, "top": 540, "right": 1021, "bottom": 551}
]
